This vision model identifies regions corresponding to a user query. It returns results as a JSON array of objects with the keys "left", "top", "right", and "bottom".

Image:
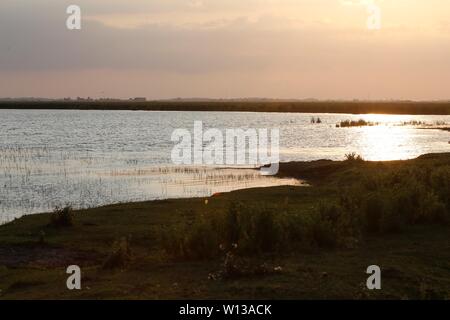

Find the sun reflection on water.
[{"left": 356, "top": 126, "right": 421, "bottom": 161}]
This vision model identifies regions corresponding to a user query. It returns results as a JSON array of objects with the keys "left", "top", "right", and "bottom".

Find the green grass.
[{"left": 0, "top": 153, "right": 449, "bottom": 299}]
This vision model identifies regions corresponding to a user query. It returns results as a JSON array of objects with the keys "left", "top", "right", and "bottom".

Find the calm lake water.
[{"left": 1, "top": 109, "right": 449, "bottom": 223}]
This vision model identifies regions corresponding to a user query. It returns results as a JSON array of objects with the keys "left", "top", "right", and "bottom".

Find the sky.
[{"left": 0, "top": 0, "right": 449, "bottom": 100}]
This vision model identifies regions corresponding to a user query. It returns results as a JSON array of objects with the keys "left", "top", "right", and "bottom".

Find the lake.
[{"left": 1, "top": 109, "right": 449, "bottom": 223}]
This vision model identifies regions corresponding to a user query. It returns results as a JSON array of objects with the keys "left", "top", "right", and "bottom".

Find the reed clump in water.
[
  {"left": 336, "top": 119, "right": 377, "bottom": 128},
  {"left": 311, "top": 117, "right": 322, "bottom": 124},
  {"left": 400, "top": 120, "right": 448, "bottom": 126}
]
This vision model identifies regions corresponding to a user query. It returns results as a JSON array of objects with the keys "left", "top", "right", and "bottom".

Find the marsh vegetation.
[
  {"left": 336, "top": 119, "right": 378, "bottom": 127},
  {"left": 0, "top": 153, "right": 449, "bottom": 299},
  {"left": 1, "top": 100, "right": 450, "bottom": 115}
]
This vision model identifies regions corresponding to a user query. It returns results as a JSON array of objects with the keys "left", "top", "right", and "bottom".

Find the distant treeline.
[{"left": 1, "top": 101, "right": 450, "bottom": 115}]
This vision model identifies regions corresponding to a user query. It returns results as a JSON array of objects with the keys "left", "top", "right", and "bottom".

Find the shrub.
[
  {"left": 364, "top": 194, "right": 383, "bottom": 233},
  {"left": 219, "top": 205, "right": 284, "bottom": 255},
  {"left": 161, "top": 216, "right": 220, "bottom": 260},
  {"left": 361, "top": 175, "right": 381, "bottom": 191},
  {"left": 279, "top": 213, "right": 305, "bottom": 245},
  {"left": 345, "top": 152, "right": 364, "bottom": 162},
  {"left": 162, "top": 204, "right": 290, "bottom": 260},
  {"left": 160, "top": 160, "right": 450, "bottom": 261},
  {"left": 418, "top": 192, "right": 448, "bottom": 224},
  {"left": 49, "top": 206, "right": 74, "bottom": 227},
  {"left": 310, "top": 214, "right": 338, "bottom": 248},
  {"left": 249, "top": 209, "right": 281, "bottom": 253},
  {"left": 379, "top": 201, "right": 403, "bottom": 233},
  {"left": 357, "top": 165, "right": 450, "bottom": 231},
  {"left": 102, "top": 236, "right": 133, "bottom": 270},
  {"left": 222, "top": 202, "right": 241, "bottom": 248},
  {"left": 184, "top": 218, "right": 220, "bottom": 259},
  {"left": 160, "top": 225, "right": 186, "bottom": 259},
  {"left": 429, "top": 167, "right": 450, "bottom": 208},
  {"left": 310, "top": 202, "right": 361, "bottom": 249}
]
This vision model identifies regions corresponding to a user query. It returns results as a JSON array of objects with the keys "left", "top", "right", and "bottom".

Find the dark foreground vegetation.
[
  {"left": 1, "top": 100, "right": 450, "bottom": 115},
  {"left": 0, "top": 153, "right": 449, "bottom": 299}
]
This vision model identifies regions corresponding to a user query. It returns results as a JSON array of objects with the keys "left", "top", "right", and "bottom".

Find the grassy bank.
[
  {"left": 1, "top": 100, "right": 450, "bottom": 115},
  {"left": 0, "top": 153, "right": 449, "bottom": 299}
]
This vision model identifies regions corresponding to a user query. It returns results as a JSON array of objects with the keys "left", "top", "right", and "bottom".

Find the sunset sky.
[{"left": 0, "top": 0, "right": 449, "bottom": 100}]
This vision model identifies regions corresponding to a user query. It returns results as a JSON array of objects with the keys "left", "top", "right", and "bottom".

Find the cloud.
[
  {"left": 0, "top": 0, "right": 449, "bottom": 99},
  {"left": 188, "top": 0, "right": 204, "bottom": 8}
]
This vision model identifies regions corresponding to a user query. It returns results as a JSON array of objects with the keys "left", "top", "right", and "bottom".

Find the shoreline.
[
  {"left": 1, "top": 153, "right": 448, "bottom": 225},
  {"left": 1, "top": 101, "right": 450, "bottom": 115},
  {"left": 0, "top": 175, "right": 305, "bottom": 227}
]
